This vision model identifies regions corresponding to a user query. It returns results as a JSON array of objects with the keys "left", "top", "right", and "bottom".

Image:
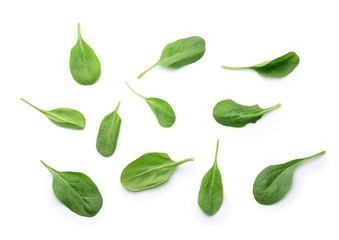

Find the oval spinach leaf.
[
  {"left": 121, "top": 152, "right": 194, "bottom": 192},
  {"left": 70, "top": 23, "right": 101, "bottom": 85},
  {"left": 198, "top": 139, "right": 223, "bottom": 215},
  {"left": 96, "top": 102, "right": 121, "bottom": 157},
  {"left": 222, "top": 51, "right": 299, "bottom": 77},
  {"left": 21, "top": 98, "right": 86, "bottom": 129},
  {"left": 138, "top": 36, "right": 206, "bottom": 78},
  {"left": 41, "top": 161, "right": 103, "bottom": 217},
  {"left": 253, "top": 151, "right": 325, "bottom": 205},
  {"left": 125, "top": 82, "right": 176, "bottom": 128},
  {"left": 213, "top": 99, "right": 281, "bottom": 128}
]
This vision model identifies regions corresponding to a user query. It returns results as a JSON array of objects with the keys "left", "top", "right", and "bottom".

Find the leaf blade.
[
  {"left": 96, "top": 102, "right": 121, "bottom": 157},
  {"left": 41, "top": 161, "right": 103, "bottom": 217},
  {"left": 70, "top": 23, "right": 101, "bottom": 85}
]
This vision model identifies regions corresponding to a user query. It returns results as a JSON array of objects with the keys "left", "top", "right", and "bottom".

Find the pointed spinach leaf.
[
  {"left": 213, "top": 99, "right": 281, "bottom": 128},
  {"left": 70, "top": 23, "right": 101, "bottom": 85},
  {"left": 121, "top": 152, "right": 194, "bottom": 192},
  {"left": 222, "top": 51, "right": 299, "bottom": 77},
  {"left": 21, "top": 98, "right": 86, "bottom": 129},
  {"left": 41, "top": 161, "right": 103, "bottom": 217},
  {"left": 138, "top": 36, "right": 205, "bottom": 78},
  {"left": 125, "top": 82, "right": 176, "bottom": 128},
  {"left": 198, "top": 139, "right": 223, "bottom": 215},
  {"left": 253, "top": 151, "right": 326, "bottom": 205},
  {"left": 96, "top": 102, "right": 121, "bottom": 157}
]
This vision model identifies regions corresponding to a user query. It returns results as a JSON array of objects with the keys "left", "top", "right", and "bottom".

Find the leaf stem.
[
  {"left": 125, "top": 82, "right": 146, "bottom": 99},
  {"left": 221, "top": 65, "right": 249, "bottom": 70},
  {"left": 115, "top": 101, "right": 121, "bottom": 112},
  {"left": 176, "top": 157, "right": 195, "bottom": 165},
  {"left": 21, "top": 98, "right": 44, "bottom": 113},
  {"left": 77, "top": 23, "right": 81, "bottom": 41},
  {"left": 137, "top": 63, "right": 158, "bottom": 79},
  {"left": 264, "top": 103, "right": 281, "bottom": 113},
  {"left": 41, "top": 160, "right": 55, "bottom": 172},
  {"left": 304, "top": 150, "right": 326, "bottom": 162},
  {"left": 214, "top": 139, "right": 220, "bottom": 165}
]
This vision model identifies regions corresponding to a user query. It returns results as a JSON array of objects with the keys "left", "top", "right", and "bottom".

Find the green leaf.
[
  {"left": 138, "top": 36, "right": 205, "bottom": 78},
  {"left": 96, "top": 102, "right": 121, "bottom": 157},
  {"left": 21, "top": 98, "right": 86, "bottom": 129},
  {"left": 41, "top": 161, "right": 103, "bottom": 217},
  {"left": 213, "top": 99, "right": 281, "bottom": 128},
  {"left": 70, "top": 23, "right": 101, "bottom": 85},
  {"left": 125, "top": 82, "right": 176, "bottom": 128},
  {"left": 222, "top": 51, "right": 299, "bottom": 77},
  {"left": 253, "top": 151, "right": 326, "bottom": 205},
  {"left": 121, "top": 152, "right": 194, "bottom": 192},
  {"left": 198, "top": 139, "right": 223, "bottom": 215}
]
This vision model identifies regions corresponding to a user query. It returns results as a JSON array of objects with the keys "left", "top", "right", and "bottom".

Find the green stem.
[
  {"left": 21, "top": 98, "right": 44, "bottom": 113},
  {"left": 214, "top": 139, "right": 220, "bottom": 165},
  {"left": 137, "top": 63, "right": 158, "bottom": 79},
  {"left": 41, "top": 160, "right": 55, "bottom": 172},
  {"left": 115, "top": 101, "right": 121, "bottom": 112},
  {"left": 263, "top": 103, "right": 281, "bottom": 113},
  {"left": 303, "top": 151, "right": 326, "bottom": 162},
  {"left": 221, "top": 65, "right": 250, "bottom": 70},
  {"left": 125, "top": 82, "right": 146, "bottom": 99},
  {"left": 176, "top": 158, "right": 195, "bottom": 166},
  {"left": 77, "top": 23, "right": 81, "bottom": 41}
]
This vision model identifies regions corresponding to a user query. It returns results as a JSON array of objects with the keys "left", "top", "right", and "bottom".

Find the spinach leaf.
[
  {"left": 41, "top": 161, "right": 103, "bottom": 217},
  {"left": 21, "top": 98, "right": 86, "bottom": 129},
  {"left": 213, "top": 99, "right": 281, "bottom": 128},
  {"left": 138, "top": 36, "right": 205, "bottom": 78},
  {"left": 198, "top": 139, "right": 223, "bottom": 215},
  {"left": 222, "top": 51, "right": 299, "bottom": 77},
  {"left": 96, "top": 102, "right": 121, "bottom": 157},
  {"left": 70, "top": 23, "right": 101, "bottom": 85},
  {"left": 121, "top": 152, "right": 194, "bottom": 192},
  {"left": 253, "top": 151, "right": 326, "bottom": 205},
  {"left": 125, "top": 82, "right": 176, "bottom": 128}
]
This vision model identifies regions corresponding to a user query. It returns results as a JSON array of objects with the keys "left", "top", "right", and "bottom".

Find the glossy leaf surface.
[
  {"left": 198, "top": 139, "right": 223, "bottom": 215},
  {"left": 126, "top": 82, "right": 176, "bottom": 127},
  {"left": 70, "top": 23, "right": 101, "bottom": 85},
  {"left": 96, "top": 102, "right": 121, "bottom": 157},
  {"left": 41, "top": 161, "right": 103, "bottom": 217},
  {"left": 21, "top": 98, "right": 86, "bottom": 129},
  {"left": 121, "top": 152, "right": 194, "bottom": 192},
  {"left": 138, "top": 36, "right": 205, "bottom": 78},
  {"left": 213, "top": 99, "right": 281, "bottom": 128},
  {"left": 253, "top": 151, "right": 325, "bottom": 205},
  {"left": 222, "top": 51, "right": 299, "bottom": 77}
]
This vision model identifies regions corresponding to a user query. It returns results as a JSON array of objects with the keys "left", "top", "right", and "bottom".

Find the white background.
[{"left": 1, "top": 0, "right": 338, "bottom": 239}]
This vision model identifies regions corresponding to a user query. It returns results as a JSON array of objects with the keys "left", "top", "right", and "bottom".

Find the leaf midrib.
[{"left": 158, "top": 43, "right": 202, "bottom": 66}]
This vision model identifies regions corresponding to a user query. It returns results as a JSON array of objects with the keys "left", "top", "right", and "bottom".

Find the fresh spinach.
[
  {"left": 138, "top": 36, "right": 206, "bottom": 78},
  {"left": 41, "top": 161, "right": 103, "bottom": 217},
  {"left": 21, "top": 98, "right": 86, "bottom": 129},
  {"left": 121, "top": 152, "right": 194, "bottom": 192},
  {"left": 222, "top": 51, "right": 299, "bottom": 77},
  {"left": 253, "top": 151, "right": 326, "bottom": 205},
  {"left": 125, "top": 82, "right": 176, "bottom": 128},
  {"left": 96, "top": 102, "right": 121, "bottom": 157},
  {"left": 198, "top": 139, "right": 223, "bottom": 215},
  {"left": 213, "top": 99, "right": 281, "bottom": 128},
  {"left": 70, "top": 23, "right": 101, "bottom": 85}
]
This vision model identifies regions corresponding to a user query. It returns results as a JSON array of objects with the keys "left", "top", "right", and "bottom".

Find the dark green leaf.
[
  {"left": 125, "top": 82, "right": 176, "bottom": 128},
  {"left": 213, "top": 99, "right": 281, "bottom": 128},
  {"left": 222, "top": 51, "right": 299, "bottom": 77},
  {"left": 138, "top": 36, "right": 205, "bottom": 78},
  {"left": 41, "top": 161, "right": 103, "bottom": 217},
  {"left": 121, "top": 152, "right": 194, "bottom": 192},
  {"left": 70, "top": 23, "right": 101, "bottom": 85},
  {"left": 253, "top": 151, "right": 326, "bottom": 205},
  {"left": 21, "top": 98, "right": 86, "bottom": 129},
  {"left": 198, "top": 139, "right": 223, "bottom": 215},
  {"left": 96, "top": 102, "right": 121, "bottom": 157}
]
